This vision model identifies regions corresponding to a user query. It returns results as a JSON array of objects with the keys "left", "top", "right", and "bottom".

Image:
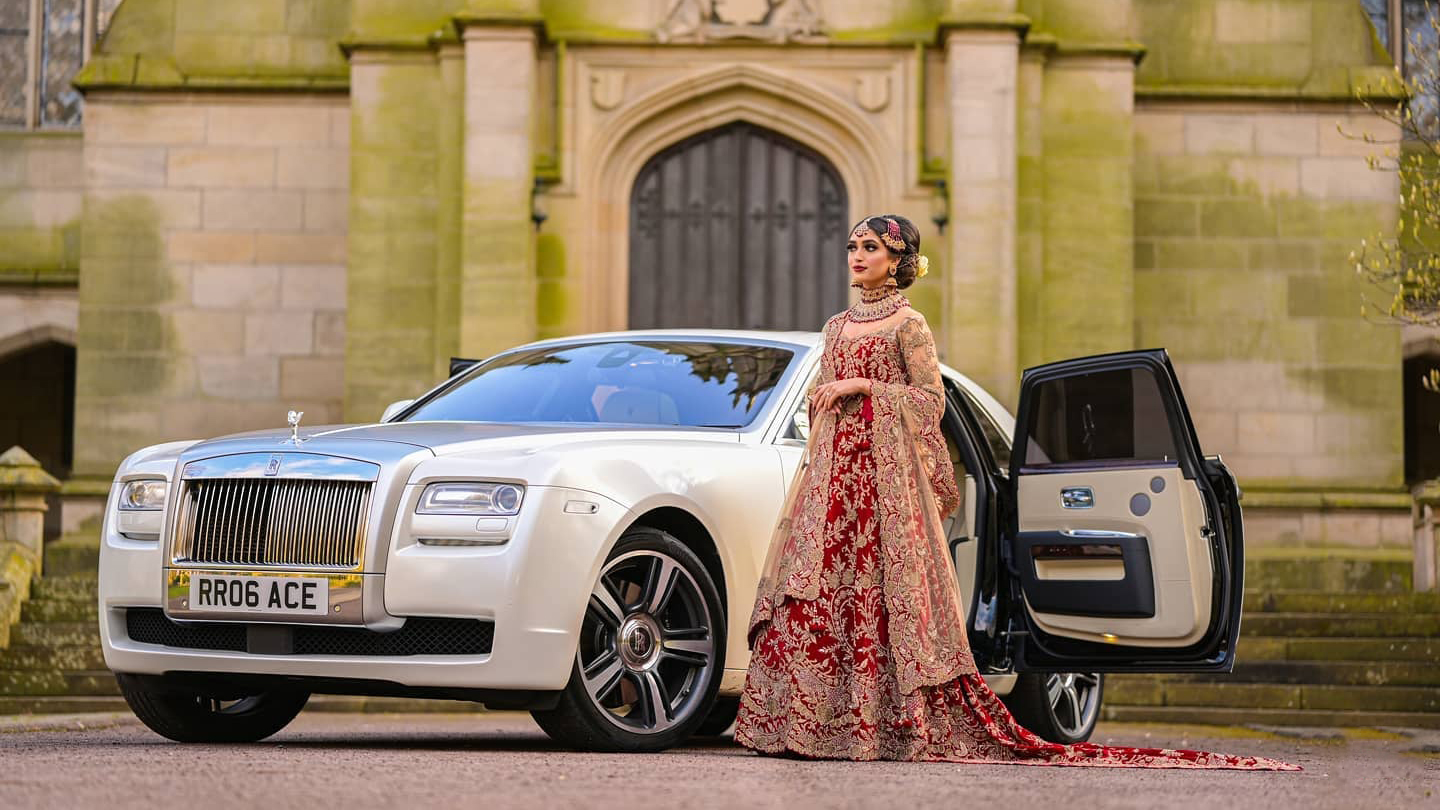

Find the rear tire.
[
  {"left": 117, "top": 673, "right": 309, "bottom": 743},
  {"left": 532, "top": 527, "right": 726, "bottom": 752},
  {"left": 694, "top": 695, "right": 740, "bottom": 736},
  {"left": 1001, "top": 672, "right": 1103, "bottom": 745}
]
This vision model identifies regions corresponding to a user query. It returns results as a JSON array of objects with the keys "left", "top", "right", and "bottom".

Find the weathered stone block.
[
  {"left": 87, "top": 188, "right": 201, "bottom": 231},
  {"left": 25, "top": 143, "right": 85, "bottom": 188},
  {"left": 313, "top": 310, "right": 345, "bottom": 356},
  {"left": 170, "top": 309, "right": 244, "bottom": 356},
  {"left": 1200, "top": 198, "right": 1278, "bottom": 238},
  {"left": 86, "top": 105, "right": 207, "bottom": 146},
  {"left": 1151, "top": 239, "right": 1247, "bottom": 271},
  {"left": 279, "top": 265, "right": 345, "bottom": 309},
  {"left": 280, "top": 356, "right": 344, "bottom": 400},
  {"left": 197, "top": 356, "right": 281, "bottom": 400},
  {"left": 201, "top": 189, "right": 303, "bottom": 231},
  {"left": 1253, "top": 114, "right": 1318, "bottom": 157},
  {"left": 302, "top": 190, "right": 348, "bottom": 232},
  {"left": 1184, "top": 115, "right": 1253, "bottom": 155},
  {"left": 255, "top": 232, "right": 345, "bottom": 263},
  {"left": 1135, "top": 199, "right": 1198, "bottom": 238},
  {"left": 245, "top": 312, "right": 314, "bottom": 356},
  {"left": 192, "top": 264, "right": 280, "bottom": 309},
  {"left": 167, "top": 231, "right": 256, "bottom": 263},
  {"left": 0, "top": 190, "right": 82, "bottom": 229},
  {"left": 1215, "top": 0, "right": 1311, "bottom": 45},
  {"left": 1134, "top": 112, "right": 1184, "bottom": 157},
  {"left": 175, "top": 0, "right": 286, "bottom": 34},
  {"left": 1318, "top": 114, "right": 1400, "bottom": 158},
  {"left": 206, "top": 106, "right": 331, "bottom": 146},
  {"left": 168, "top": 148, "right": 276, "bottom": 189},
  {"left": 1299, "top": 157, "right": 1396, "bottom": 201},
  {"left": 276, "top": 147, "right": 348, "bottom": 190},
  {"left": 85, "top": 147, "right": 166, "bottom": 188},
  {"left": 1237, "top": 411, "right": 1316, "bottom": 455},
  {"left": 1226, "top": 156, "right": 1300, "bottom": 197}
]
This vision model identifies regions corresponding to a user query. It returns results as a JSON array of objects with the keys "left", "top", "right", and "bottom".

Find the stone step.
[
  {"left": 21, "top": 598, "right": 98, "bottom": 623},
  {"left": 29, "top": 576, "right": 97, "bottom": 602},
  {"left": 43, "top": 536, "right": 100, "bottom": 578},
  {"left": 0, "top": 644, "right": 107, "bottom": 672},
  {"left": 1105, "top": 678, "right": 1440, "bottom": 713},
  {"left": 0, "top": 670, "right": 118, "bottom": 697},
  {"left": 1155, "top": 661, "right": 1440, "bottom": 687},
  {"left": 1241, "top": 612, "right": 1440, "bottom": 637},
  {"left": 1101, "top": 704, "right": 1440, "bottom": 730},
  {"left": 0, "top": 695, "right": 128, "bottom": 715},
  {"left": 13, "top": 622, "right": 100, "bottom": 649},
  {"left": 1242, "top": 591, "right": 1440, "bottom": 614},
  {"left": 1243, "top": 553, "right": 1412, "bottom": 593},
  {"left": 1238, "top": 636, "right": 1440, "bottom": 663}
]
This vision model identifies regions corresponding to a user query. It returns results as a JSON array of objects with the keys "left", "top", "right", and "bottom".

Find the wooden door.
[{"left": 628, "top": 122, "right": 848, "bottom": 330}]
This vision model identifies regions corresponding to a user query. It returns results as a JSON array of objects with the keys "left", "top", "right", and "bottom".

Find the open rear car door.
[{"left": 1006, "top": 350, "right": 1244, "bottom": 672}]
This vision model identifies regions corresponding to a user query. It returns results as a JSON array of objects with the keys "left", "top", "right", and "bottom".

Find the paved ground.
[{"left": 0, "top": 712, "right": 1436, "bottom": 809}]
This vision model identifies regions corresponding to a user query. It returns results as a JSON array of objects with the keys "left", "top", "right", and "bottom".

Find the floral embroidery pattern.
[{"left": 735, "top": 311, "right": 1299, "bottom": 771}]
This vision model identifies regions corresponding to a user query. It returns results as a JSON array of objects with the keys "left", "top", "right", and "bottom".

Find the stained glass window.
[
  {"left": 40, "top": 0, "right": 83, "bottom": 127},
  {"left": 1364, "top": 0, "right": 1391, "bottom": 50},
  {"left": 0, "top": 1, "right": 28, "bottom": 127},
  {"left": 1403, "top": 0, "right": 1440, "bottom": 137}
]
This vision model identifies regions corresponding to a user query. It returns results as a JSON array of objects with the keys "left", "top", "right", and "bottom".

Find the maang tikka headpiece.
[{"left": 854, "top": 218, "right": 908, "bottom": 253}]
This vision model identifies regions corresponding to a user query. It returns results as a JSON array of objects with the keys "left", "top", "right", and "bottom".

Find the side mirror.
[{"left": 381, "top": 399, "right": 413, "bottom": 423}]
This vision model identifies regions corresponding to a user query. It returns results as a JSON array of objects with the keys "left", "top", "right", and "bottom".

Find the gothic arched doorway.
[
  {"left": 627, "top": 121, "right": 848, "bottom": 330},
  {"left": 0, "top": 339, "right": 75, "bottom": 540}
]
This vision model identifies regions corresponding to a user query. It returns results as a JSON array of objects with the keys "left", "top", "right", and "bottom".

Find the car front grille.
[
  {"left": 172, "top": 479, "right": 372, "bottom": 569},
  {"left": 125, "top": 609, "right": 495, "bottom": 657}
]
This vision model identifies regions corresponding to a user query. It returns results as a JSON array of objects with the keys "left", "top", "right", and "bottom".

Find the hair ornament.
[
  {"left": 880, "top": 218, "right": 906, "bottom": 252},
  {"left": 915, "top": 254, "right": 929, "bottom": 278}
]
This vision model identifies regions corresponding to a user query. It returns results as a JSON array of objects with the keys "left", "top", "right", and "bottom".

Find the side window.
[
  {"left": 956, "top": 387, "right": 1012, "bottom": 474},
  {"left": 1023, "top": 367, "right": 1177, "bottom": 467}
]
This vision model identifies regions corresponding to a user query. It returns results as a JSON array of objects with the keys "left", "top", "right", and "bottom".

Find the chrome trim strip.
[
  {"left": 1059, "top": 529, "right": 1143, "bottom": 539},
  {"left": 182, "top": 453, "right": 381, "bottom": 482}
]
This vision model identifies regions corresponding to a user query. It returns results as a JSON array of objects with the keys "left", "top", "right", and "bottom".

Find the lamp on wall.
[
  {"left": 930, "top": 179, "right": 949, "bottom": 234},
  {"left": 531, "top": 179, "right": 549, "bottom": 231}
]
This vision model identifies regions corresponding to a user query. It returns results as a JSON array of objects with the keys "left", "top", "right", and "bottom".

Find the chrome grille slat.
[{"left": 173, "top": 478, "right": 371, "bottom": 569}]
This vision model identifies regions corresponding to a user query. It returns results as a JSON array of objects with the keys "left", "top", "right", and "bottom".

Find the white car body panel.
[{"left": 97, "top": 330, "right": 1019, "bottom": 698}]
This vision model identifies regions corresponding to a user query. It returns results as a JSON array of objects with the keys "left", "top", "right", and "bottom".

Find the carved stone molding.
[
  {"left": 855, "top": 73, "right": 890, "bottom": 112},
  {"left": 591, "top": 70, "right": 626, "bottom": 110},
  {"left": 655, "top": 0, "right": 825, "bottom": 44}
]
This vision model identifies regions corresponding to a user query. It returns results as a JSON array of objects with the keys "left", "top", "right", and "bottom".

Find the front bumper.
[{"left": 99, "top": 483, "right": 630, "bottom": 692}]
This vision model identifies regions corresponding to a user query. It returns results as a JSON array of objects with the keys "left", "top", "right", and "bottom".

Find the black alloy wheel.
[{"left": 531, "top": 527, "right": 726, "bottom": 752}]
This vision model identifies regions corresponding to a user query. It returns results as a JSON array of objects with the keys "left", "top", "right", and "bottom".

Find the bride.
[{"left": 733, "top": 214, "right": 1297, "bottom": 770}]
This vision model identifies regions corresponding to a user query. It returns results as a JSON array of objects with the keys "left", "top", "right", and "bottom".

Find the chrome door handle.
[{"left": 1061, "top": 487, "right": 1094, "bottom": 509}]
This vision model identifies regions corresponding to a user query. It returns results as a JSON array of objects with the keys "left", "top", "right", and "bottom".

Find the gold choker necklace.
[{"left": 848, "top": 288, "right": 908, "bottom": 322}]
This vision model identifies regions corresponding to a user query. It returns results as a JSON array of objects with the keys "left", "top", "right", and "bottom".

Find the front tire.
[
  {"left": 1002, "top": 672, "right": 1103, "bottom": 744},
  {"left": 532, "top": 527, "right": 726, "bottom": 752},
  {"left": 117, "top": 673, "right": 309, "bottom": 743}
]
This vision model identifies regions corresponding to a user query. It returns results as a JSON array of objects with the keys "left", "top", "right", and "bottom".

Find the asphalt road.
[{"left": 1, "top": 711, "right": 1436, "bottom": 810}]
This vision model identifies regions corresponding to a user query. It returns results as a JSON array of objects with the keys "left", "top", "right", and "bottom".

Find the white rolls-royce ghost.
[{"left": 98, "top": 330, "right": 1245, "bottom": 751}]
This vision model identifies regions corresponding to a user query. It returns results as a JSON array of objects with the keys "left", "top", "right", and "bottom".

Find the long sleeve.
[{"left": 870, "top": 315, "right": 959, "bottom": 519}]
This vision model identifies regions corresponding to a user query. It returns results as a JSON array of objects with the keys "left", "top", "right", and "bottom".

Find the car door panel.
[{"left": 1007, "top": 350, "right": 1240, "bottom": 672}]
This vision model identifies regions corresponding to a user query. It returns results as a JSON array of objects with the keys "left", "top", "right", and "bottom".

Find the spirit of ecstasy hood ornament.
[{"left": 287, "top": 410, "right": 304, "bottom": 445}]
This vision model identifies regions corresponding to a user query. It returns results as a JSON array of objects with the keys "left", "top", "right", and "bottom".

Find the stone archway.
[
  {"left": 0, "top": 336, "right": 76, "bottom": 541},
  {"left": 627, "top": 121, "right": 848, "bottom": 330}
]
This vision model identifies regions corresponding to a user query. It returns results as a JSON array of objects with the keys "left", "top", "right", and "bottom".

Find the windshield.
[{"left": 400, "top": 341, "right": 796, "bottom": 428}]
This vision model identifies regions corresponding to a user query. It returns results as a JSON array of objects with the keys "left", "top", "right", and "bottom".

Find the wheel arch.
[{"left": 625, "top": 506, "right": 727, "bottom": 613}]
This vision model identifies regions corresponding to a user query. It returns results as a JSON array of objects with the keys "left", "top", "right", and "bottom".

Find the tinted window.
[
  {"left": 402, "top": 341, "right": 794, "bottom": 428},
  {"left": 959, "top": 389, "right": 1012, "bottom": 473},
  {"left": 1023, "top": 367, "right": 1178, "bottom": 467}
]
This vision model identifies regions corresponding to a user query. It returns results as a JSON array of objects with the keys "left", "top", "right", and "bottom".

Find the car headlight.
[
  {"left": 118, "top": 480, "right": 168, "bottom": 511},
  {"left": 116, "top": 479, "right": 168, "bottom": 541},
  {"left": 417, "top": 482, "right": 525, "bottom": 516}
]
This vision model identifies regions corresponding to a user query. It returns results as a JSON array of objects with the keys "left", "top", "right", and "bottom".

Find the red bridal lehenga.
[{"left": 734, "top": 305, "right": 1299, "bottom": 771}]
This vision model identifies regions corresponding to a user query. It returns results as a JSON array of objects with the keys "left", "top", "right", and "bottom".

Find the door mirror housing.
[{"left": 381, "top": 399, "right": 414, "bottom": 423}]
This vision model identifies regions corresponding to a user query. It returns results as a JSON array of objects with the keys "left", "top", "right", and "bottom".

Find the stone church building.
[{"left": 0, "top": 0, "right": 1419, "bottom": 548}]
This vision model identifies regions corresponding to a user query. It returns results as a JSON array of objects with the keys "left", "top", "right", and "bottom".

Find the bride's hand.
[{"left": 810, "top": 378, "right": 873, "bottom": 414}]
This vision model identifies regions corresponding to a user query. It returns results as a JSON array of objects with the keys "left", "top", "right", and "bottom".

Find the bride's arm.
[{"left": 871, "top": 313, "right": 960, "bottom": 518}]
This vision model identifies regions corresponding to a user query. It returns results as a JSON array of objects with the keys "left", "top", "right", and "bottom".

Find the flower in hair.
[{"left": 916, "top": 254, "right": 929, "bottom": 278}]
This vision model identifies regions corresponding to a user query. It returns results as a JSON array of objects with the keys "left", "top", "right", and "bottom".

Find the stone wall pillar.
[
  {"left": 458, "top": 23, "right": 539, "bottom": 360},
  {"left": 344, "top": 50, "right": 443, "bottom": 422},
  {"left": 0, "top": 446, "right": 61, "bottom": 577},
  {"left": 1035, "top": 52, "right": 1137, "bottom": 362},
  {"left": 943, "top": 28, "right": 1020, "bottom": 407}
]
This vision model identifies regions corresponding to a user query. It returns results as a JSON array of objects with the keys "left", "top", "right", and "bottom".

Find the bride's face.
[{"left": 846, "top": 226, "right": 896, "bottom": 290}]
